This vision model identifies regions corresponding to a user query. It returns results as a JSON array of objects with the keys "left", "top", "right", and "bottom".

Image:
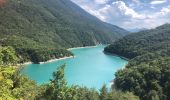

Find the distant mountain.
[
  {"left": 104, "top": 24, "right": 170, "bottom": 100},
  {"left": 0, "top": 0, "right": 128, "bottom": 49},
  {"left": 127, "top": 28, "right": 148, "bottom": 33},
  {"left": 105, "top": 24, "right": 170, "bottom": 59},
  {"left": 0, "top": 0, "right": 128, "bottom": 63}
]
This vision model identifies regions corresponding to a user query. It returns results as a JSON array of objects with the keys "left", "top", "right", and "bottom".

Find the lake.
[{"left": 21, "top": 45, "right": 128, "bottom": 90}]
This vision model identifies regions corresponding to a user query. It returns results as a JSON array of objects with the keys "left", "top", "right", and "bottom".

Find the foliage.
[
  {"left": 107, "top": 90, "right": 139, "bottom": 100},
  {"left": 0, "top": 46, "right": 41, "bottom": 99},
  {"left": 0, "top": 46, "right": 139, "bottom": 100},
  {"left": 16, "top": 48, "right": 73, "bottom": 64},
  {"left": 37, "top": 64, "right": 139, "bottom": 100},
  {"left": 100, "top": 84, "right": 108, "bottom": 100},
  {"left": 105, "top": 24, "right": 170, "bottom": 100},
  {"left": 0, "top": 66, "right": 43, "bottom": 100},
  {"left": 45, "top": 65, "right": 76, "bottom": 100},
  {"left": 104, "top": 24, "right": 170, "bottom": 59},
  {"left": 75, "top": 87, "right": 100, "bottom": 100},
  {"left": 11, "top": 69, "right": 42, "bottom": 100},
  {"left": 0, "top": 0, "right": 128, "bottom": 63},
  {"left": 0, "top": 46, "right": 18, "bottom": 65},
  {"left": 0, "top": 67, "right": 16, "bottom": 100},
  {"left": 38, "top": 65, "right": 100, "bottom": 100}
]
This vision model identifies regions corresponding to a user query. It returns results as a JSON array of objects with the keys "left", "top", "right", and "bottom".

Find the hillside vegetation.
[
  {"left": 105, "top": 24, "right": 170, "bottom": 100},
  {"left": 0, "top": 0, "right": 128, "bottom": 63},
  {"left": 0, "top": 46, "right": 139, "bottom": 100}
]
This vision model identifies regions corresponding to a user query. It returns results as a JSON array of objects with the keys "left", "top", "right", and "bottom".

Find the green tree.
[
  {"left": 0, "top": 46, "right": 18, "bottom": 65},
  {"left": 75, "top": 87, "right": 99, "bottom": 100},
  {"left": 107, "top": 90, "right": 139, "bottom": 100},
  {"left": 147, "top": 90, "right": 160, "bottom": 100},
  {"left": 0, "top": 67, "right": 16, "bottom": 100},
  {"left": 42, "top": 64, "right": 77, "bottom": 100},
  {"left": 100, "top": 84, "right": 108, "bottom": 100},
  {"left": 0, "top": 46, "right": 40, "bottom": 100}
]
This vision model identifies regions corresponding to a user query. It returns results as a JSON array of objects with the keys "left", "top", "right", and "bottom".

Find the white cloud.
[
  {"left": 160, "top": 6, "right": 170, "bottom": 15},
  {"left": 111, "top": 1, "right": 146, "bottom": 19},
  {"left": 71, "top": 0, "right": 170, "bottom": 29},
  {"left": 125, "top": 5, "right": 170, "bottom": 29},
  {"left": 151, "top": 0, "right": 167, "bottom": 5},
  {"left": 151, "top": 6, "right": 156, "bottom": 9},
  {"left": 94, "top": 0, "right": 110, "bottom": 4},
  {"left": 152, "top": 6, "right": 170, "bottom": 17},
  {"left": 132, "top": 0, "right": 140, "bottom": 3},
  {"left": 83, "top": 5, "right": 107, "bottom": 20},
  {"left": 84, "top": 1, "right": 147, "bottom": 21}
]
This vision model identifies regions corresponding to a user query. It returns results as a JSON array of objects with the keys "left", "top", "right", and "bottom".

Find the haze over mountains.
[
  {"left": 71, "top": 0, "right": 170, "bottom": 29},
  {"left": 127, "top": 28, "right": 148, "bottom": 33}
]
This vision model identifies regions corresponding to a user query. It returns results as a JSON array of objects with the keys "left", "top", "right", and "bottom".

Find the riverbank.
[
  {"left": 106, "top": 52, "right": 129, "bottom": 87},
  {"left": 20, "top": 45, "right": 98, "bottom": 65},
  {"left": 67, "top": 45, "right": 97, "bottom": 50},
  {"left": 40, "top": 45, "right": 97, "bottom": 64},
  {"left": 103, "top": 51, "right": 129, "bottom": 61},
  {"left": 19, "top": 56, "right": 74, "bottom": 65},
  {"left": 39, "top": 56, "right": 74, "bottom": 64},
  {"left": 17, "top": 62, "right": 32, "bottom": 66},
  {"left": 21, "top": 45, "right": 128, "bottom": 89}
]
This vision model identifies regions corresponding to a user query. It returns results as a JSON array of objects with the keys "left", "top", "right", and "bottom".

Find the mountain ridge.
[
  {"left": 0, "top": 0, "right": 128, "bottom": 63},
  {"left": 104, "top": 23, "right": 170, "bottom": 100},
  {"left": 0, "top": 0, "right": 128, "bottom": 49}
]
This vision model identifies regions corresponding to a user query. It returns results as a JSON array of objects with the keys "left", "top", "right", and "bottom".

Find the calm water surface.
[{"left": 22, "top": 45, "right": 128, "bottom": 89}]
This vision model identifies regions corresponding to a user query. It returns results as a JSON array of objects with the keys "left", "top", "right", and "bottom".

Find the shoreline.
[
  {"left": 103, "top": 51, "right": 129, "bottom": 61},
  {"left": 106, "top": 52, "right": 129, "bottom": 87},
  {"left": 18, "top": 62, "right": 32, "bottom": 66},
  {"left": 39, "top": 56, "right": 74, "bottom": 64},
  {"left": 19, "top": 56, "right": 74, "bottom": 65},
  {"left": 20, "top": 45, "right": 98, "bottom": 65},
  {"left": 67, "top": 45, "right": 97, "bottom": 50},
  {"left": 40, "top": 45, "right": 98, "bottom": 64}
]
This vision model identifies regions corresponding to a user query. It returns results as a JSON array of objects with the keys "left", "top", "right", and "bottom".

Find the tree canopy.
[
  {"left": 0, "top": 0, "right": 128, "bottom": 63},
  {"left": 105, "top": 24, "right": 170, "bottom": 100}
]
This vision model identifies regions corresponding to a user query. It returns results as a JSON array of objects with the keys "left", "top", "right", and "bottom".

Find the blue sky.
[{"left": 71, "top": 0, "right": 170, "bottom": 29}]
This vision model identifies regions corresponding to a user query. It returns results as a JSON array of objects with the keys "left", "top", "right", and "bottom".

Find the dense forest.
[
  {"left": 0, "top": 46, "right": 139, "bottom": 100},
  {"left": 104, "top": 24, "right": 170, "bottom": 100},
  {"left": 0, "top": 0, "right": 128, "bottom": 63},
  {"left": 2, "top": 0, "right": 170, "bottom": 100}
]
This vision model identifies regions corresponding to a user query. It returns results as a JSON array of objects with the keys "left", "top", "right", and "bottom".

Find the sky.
[{"left": 71, "top": 0, "right": 170, "bottom": 30}]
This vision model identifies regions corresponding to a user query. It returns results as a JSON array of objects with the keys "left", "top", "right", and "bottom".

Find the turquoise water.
[{"left": 21, "top": 45, "right": 128, "bottom": 89}]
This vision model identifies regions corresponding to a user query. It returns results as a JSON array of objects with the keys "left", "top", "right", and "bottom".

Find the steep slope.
[
  {"left": 0, "top": 0, "right": 128, "bottom": 49},
  {"left": 105, "top": 24, "right": 170, "bottom": 59},
  {"left": 0, "top": 0, "right": 128, "bottom": 63},
  {"left": 104, "top": 24, "right": 170, "bottom": 100}
]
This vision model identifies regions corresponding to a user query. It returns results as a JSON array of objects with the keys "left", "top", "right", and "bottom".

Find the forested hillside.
[
  {"left": 0, "top": 0, "right": 128, "bottom": 63},
  {"left": 104, "top": 24, "right": 170, "bottom": 100},
  {"left": 0, "top": 46, "right": 139, "bottom": 100}
]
